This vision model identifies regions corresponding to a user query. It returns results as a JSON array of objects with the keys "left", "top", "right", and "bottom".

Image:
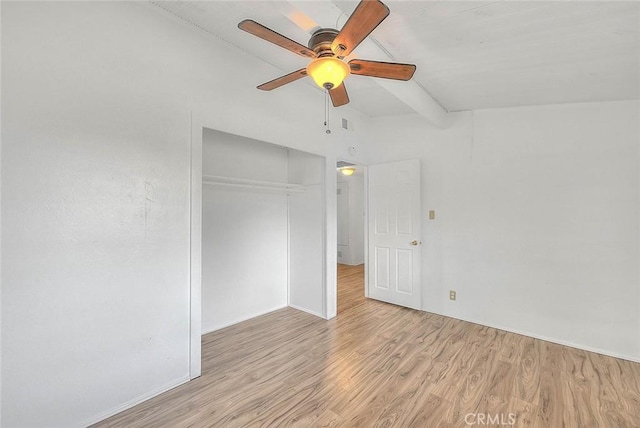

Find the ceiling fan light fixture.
[
  {"left": 306, "top": 57, "right": 350, "bottom": 90},
  {"left": 239, "top": 0, "right": 416, "bottom": 107},
  {"left": 339, "top": 167, "right": 356, "bottom": 176}
]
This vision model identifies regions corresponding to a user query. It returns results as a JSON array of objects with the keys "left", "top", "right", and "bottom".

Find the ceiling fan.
[{"left": 238, "top": 0, "right": 416, "bottom": 107}]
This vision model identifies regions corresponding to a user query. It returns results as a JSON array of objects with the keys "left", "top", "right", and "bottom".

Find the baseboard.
[
  {"left": 288, "top": 303, "right": 325, "bottom": 319},
  {"left": 425, "top": 309, "right": 640, "bottom": 364},
  {"left": 78, "top": 375, "right": 190, "bottom": 427},
  {"left": 202, "top": 304, "right": 288, "bottom": 335}
]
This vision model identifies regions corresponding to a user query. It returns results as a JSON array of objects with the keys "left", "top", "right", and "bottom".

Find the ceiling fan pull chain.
[{"left": 325, "top": 89, "right": 331, "bottom": 134}]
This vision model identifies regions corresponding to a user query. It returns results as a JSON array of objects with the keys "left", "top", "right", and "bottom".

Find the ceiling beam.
[{"left": 374, "top": 78, "right": 449, "bottom": 127}]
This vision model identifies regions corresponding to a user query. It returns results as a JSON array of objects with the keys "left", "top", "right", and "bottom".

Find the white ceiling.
[{"left": 151, "top": 0, "right": 639, "bottom": 117}]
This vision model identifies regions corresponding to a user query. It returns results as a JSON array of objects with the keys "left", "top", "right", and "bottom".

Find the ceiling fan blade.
[
  {"left": 349, "top": 59, "right": 416, "bottom": 81},
  {"left": 331, "top": 0, "right": 390, "bottom": 57},
  {"left": 329, "top": 83, "right": 350, "bottom": 107},
  {"left": 257, "top": 69, "right": 308, "bottom": 91},
  {"left": 238, "top": 20, "right": 316, "bottom": 59}
]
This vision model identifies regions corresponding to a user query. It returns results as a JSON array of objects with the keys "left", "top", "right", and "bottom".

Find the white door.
[{"left": 367, "top": 159, "right": 422, "bottom": 310}]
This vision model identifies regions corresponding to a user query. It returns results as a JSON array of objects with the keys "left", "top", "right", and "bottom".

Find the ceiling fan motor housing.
[{"left": 308, "top": 28, "right": 340, "bottom": 56}]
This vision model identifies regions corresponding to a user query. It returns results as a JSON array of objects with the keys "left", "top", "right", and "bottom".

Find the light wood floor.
[
  {"left": 95, "top": 264, "right": 640, "bottom": 427},
  {"left": 337, "top": 263, "right": 366, "bottom": 314}
]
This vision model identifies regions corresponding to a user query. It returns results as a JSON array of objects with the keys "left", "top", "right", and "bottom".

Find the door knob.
[{"left": 410, "top": 240, "right": 421, "bottom": 246}]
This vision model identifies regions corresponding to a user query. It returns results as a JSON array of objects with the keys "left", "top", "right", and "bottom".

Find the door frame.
[
  {"left": 364, "top": 165, "right": 370, "bottom": 298},
  {"left": 189, "top": 113, "right": 203, "bottom": 379}
]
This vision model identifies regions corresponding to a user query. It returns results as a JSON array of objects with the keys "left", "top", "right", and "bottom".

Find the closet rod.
[{"left": 202, "top": 175, "right": 306, "bottom": 193}]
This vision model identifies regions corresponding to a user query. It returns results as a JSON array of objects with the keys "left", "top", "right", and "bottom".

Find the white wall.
[
  {"left": 1, "top": 2, "right": 4, "bottom": 421},
  {"left": 1, "top": 1, "right": 371, "bottom": 426},
  {"left": 3, "top": 3, "right": 197, "bottom": 426},
  {"left": 201, "top": 130, "right": 288, "bottom": 333},
  {"left": 337, "top": 181, "right": 349, "bottom": 250},
  {"left": 288, "top": 150, "right": 325, "bottom": 317},
  {"left": 337, "top": 173, "right": 365, "bottom": 265},
  {"left": 365, "top": 100, "right": 640, "bottom": 361}
]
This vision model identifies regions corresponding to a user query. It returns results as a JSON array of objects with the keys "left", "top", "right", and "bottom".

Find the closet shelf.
[{"left": 202, "top": 175, "right": 306, "bottom": 194}]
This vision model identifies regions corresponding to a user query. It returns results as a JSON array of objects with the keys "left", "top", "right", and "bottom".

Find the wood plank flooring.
[
  {"left": 337, "top": 263, "right": 366, "bottom": 314},
  {"left": 95, "top": 265, "right": 640, "bottom": 427}
]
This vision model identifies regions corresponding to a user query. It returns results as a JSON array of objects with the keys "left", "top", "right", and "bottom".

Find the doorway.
[
  {"left": 336, "top": 162, "right": 367, "bottom": 314},
  {"left": 337, "top": 159, "right": 423, "bottom": 315}
]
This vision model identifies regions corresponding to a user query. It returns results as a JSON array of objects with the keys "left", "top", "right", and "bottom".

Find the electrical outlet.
[
  {"left": 449, "top": 290, "right": 456, "bottom": 301},
  {"left": 429, "top": 210, "right": 436, "bottom": 220}
]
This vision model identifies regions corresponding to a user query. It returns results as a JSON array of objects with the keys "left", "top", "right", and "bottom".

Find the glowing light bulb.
[
  {"left": 340, "top": 167, "right": 356, "bottom": 176},
  {"left": 307, "top": 57, "right": 350, "bottom": 90}
]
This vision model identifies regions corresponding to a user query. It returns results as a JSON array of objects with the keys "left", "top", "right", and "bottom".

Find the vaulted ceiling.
[{"left": 151, "top": 1, "right": 639, "bottom": 118}]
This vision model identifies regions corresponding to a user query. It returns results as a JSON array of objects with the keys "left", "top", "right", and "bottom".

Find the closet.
[{"left": 201, "top": 128, "right": 325, "bottom": 333}]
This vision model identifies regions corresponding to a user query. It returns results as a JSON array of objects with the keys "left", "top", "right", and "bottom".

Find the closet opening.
[{"left": 198, "top": 128, "right": 327, "bottom": 338}]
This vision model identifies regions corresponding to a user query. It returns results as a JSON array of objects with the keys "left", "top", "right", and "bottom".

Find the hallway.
[{"left": 337, "top": 263, "right": 366, "bottom": 313}]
